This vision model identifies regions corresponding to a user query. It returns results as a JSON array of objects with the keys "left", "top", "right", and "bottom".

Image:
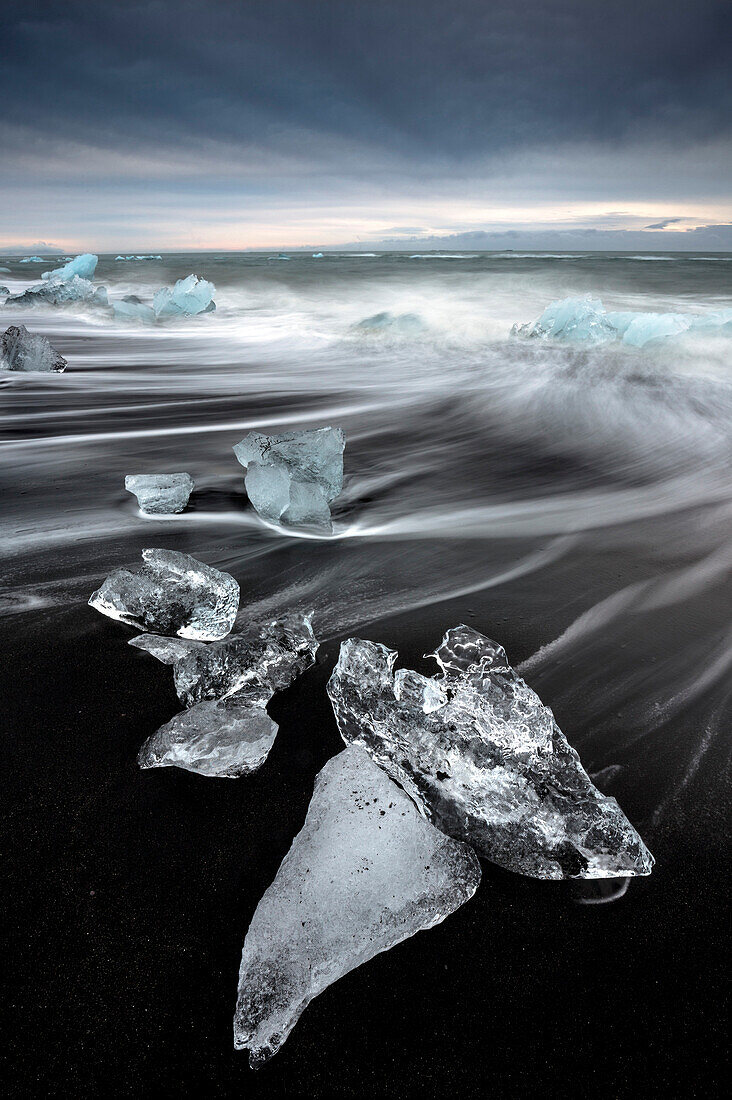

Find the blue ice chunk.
[
  {"left": 19, "top": 256, "right": 46, "bottom": 263},
  {"left": 233, "top": 427, "right": 345, "bottom": 531},
  {"left": 112, "top": 296, "right": 156, "bottom": 322},
  {"left": 41, "top": 253, "right": 98, "bottom": 282},
  {"left": 512, "top": 295, "right": 616, "bottom": 345},
  {"left": 153, "top": 274, "right": 216, "bottom": 318}
]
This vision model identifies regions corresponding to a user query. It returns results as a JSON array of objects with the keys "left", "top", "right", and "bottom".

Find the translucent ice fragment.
[
  {"left": 6, "top": 276, "right": 107, "bottom": 308},
  {"left": 19, "top": 256, "right": 45, "bottom": 263},
  {"left": 138, "top": 694, "right": 278, "bottom": 778},
  {"left": 511, "top": 295, "right": 616, "bottom": 345},
  {"left": 354, "top": 311, "right": 426, "bottom": 336},
  {"left": 128, "top": 634, "right": 206, "bottom": 664},
  {"left": 328, "top": 626, "right": 654, "bottom": 880},
  {"left": 125, "top": 472, "right": 194, "bottom": 514},
  {"left": 41, "top": 253, "right": 97, "bottom": 282},
  {"left": 172, "top": 613, "right": 318, "bottom": 706},
  {"left": 112, "top": 296, "right": 156, "bottom": 322},
  {"left": 233, "top": 427, "right": 345, "bottom": 530},
  {"left": 620, "top": 313, "right": 691, "bottom": 347},
  {"left": 153, "top": 274, "right": 215, "bottom": 318},
  {"left": 0, "top": 286, "right": 9, "bottom": 296},
  {"left": 233, "top": 745, "right": 480, "bottom": 1066},
  {"left": 1, "top": 325, "right": 66, "bottom": 372},
  {"left": 89, "top": 549, "right": 239, "bottom": 640}
]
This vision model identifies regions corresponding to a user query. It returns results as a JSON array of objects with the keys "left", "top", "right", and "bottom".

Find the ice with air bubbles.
[
  {"left": 89, "top": 549, "right": 239, "bottom": 641},
  {"left": 233, "top": 427, "right": 345, "bottom": 530},
  {"left": 1, "top": 325, "right": 66, "bottom": 372},
  {"left": 233, "top": 745, "right": 481, "bottom": 1066},
  {"left": 327, "top": 625, "right": 654, "bottom": 880}
]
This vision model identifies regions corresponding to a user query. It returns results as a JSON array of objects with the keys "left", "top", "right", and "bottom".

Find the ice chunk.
[
  {"left": 354, "top": 311, "right": 426, "bottom": 336},
  {"left": 138, "top": 693, "right": 278, "bottom": 778},
  {"left": 41, "top": 253, "right": 98, "bottom": 282},
  {"left": 514, "top": 298, "right": 732, "bottom": 347},
  {"left": 19, "top": 256, "right": 45, "bottom": 263},
  {"left": 112, "top": 296, "right": 156, "bottom": 322},
  {"left": 0, "top": 286, "right": 9, "bottom": 295},
  {"left": 128, "top": 634, "right": 205, "bottom": 664},
  {"left": 172, "top": 613, "right": 318, "bottom": 706},
  {"left": 620, "top": 313, "right": 692, "bottom": 347},
  {"left": 511, "top": 295, "right": 616, "bottom": 344},
  {"left": 1, "top": 325, "right": 66, "bottom": 372},
  {"left": 233, "top": 427, "right": 345, "bottom": 530},
  {"left": 7, "top": 276, "right": 108, "bottom": 308},
  {"left": 125, "top": 472, "right": 194, "bottom": 514},
  {"left": 89, "top": 548, "right": 239, "bottom": 641},
  {"left": 0, "top": 267, "right": 10, "bottom": 273},
  {"left": 152, "top": 274, "right": 215, "bottom": 318},
  {"left": 312, "top": 252, "right": 324, "bottom": 258},
  {"left": 233, "top": 745, "right": 480, "bottom": 1066},
  {"left": 328, "top": 626, "right": 654, "bottom": 880}
]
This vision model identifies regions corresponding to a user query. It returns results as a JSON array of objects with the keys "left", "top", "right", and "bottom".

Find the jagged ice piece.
[
  {"left": 138, "top": 694, "right": 278, "bottom": 778},
  {"left": 1, "top": 325, "right": 66, "bottom": 372},
  {"left": 41, "top": 253, "right": 98, "bottom": 281},
  {"left": 172, "top": 613, "right": 318, "bottom": 706},
  {"left": 233, "top": 745, "right": 480, "bottom": 1066},
  {"left": 7, "top": 276, "right": 108, "bottom": 308},
  {"left": 153, "top": 274, "right": 215, "bottom": 318},
  {"left": 328, "top": 625, "right": 654, "bottom": 880},
  {"left": 89, "top": 549, "right": 239, "bottom": 640},
  {"left": 233, "top": 427, "right": 345, "bottom": 530},
  {"left": 125, "top": 472, "right": 194, "bottom": 514},
  {"left": 128, "top": 634, "right": 206, "bottom": 664}
]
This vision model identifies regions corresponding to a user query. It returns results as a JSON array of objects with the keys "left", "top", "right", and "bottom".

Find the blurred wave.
[{"left": 2, "top": 250, "right": 730, "bottom": 841}]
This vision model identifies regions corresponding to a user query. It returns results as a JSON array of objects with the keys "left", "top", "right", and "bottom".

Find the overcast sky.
[{"left": 1, "top": 0, "right": 730, "bottom": 250}]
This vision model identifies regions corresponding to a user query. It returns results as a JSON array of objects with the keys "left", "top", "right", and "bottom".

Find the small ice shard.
[
  {"left": 233, "top": 427, "right": 345, "bottom": 530},
  {"left": 233, "top": 745, "right": 481, "bottom": 1066},
  {"left": 152, "top": 274, "right": 215, "bottom": 318},
  {"left": 41, "top": 253, "right": 98, "bottom": 282},
  {"left": 0, "top": 286, "right": 9, "bottom": 296},
  {"left": 328, "top": 626, "right": 654, "bottom": 880},
  {"left": 112, "top": 296, "right": 156, "bottom": 322},
  {"left": 7, "top": 276, "right": 107, "bottom": 308},
  {"left": 125, "top": 472, "right": 194, "bottom": 514},
  {"left": 128, "top": 634, "right": 206, "bottom": 664},
  {"left": 312, "top": 252, "right": 324, "bottom": 258},
  {"left": 133, "top": 614, "right": 318, "bottom": 778},
  {"left": 89, "top": 548, "right": 239, "bottom": 641},
  {"left": 354, "top": 311, "right": 426, "bottom": 336},
  {"left": 138, "top": 694, "right": 278, "bottom": 778},
  {"left": 511, "top": 295, "right": 616, "bottom": 344},
  {"left": 172, "top": 613, "right": 318, "bottom": 706},
  {"left": 1, "top": 325, "right": 66, "bottom": 372}
]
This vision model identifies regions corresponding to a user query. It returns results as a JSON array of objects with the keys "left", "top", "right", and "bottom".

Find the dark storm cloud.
[{"left": 1, "top": 0, "right": 730, "bottom": 160}]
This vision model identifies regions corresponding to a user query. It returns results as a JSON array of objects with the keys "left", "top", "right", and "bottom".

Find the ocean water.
[{"left": 2, "top": 251, "right": 730, "bottom": 1092}]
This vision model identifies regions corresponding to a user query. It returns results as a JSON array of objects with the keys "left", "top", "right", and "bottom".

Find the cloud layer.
[{"left": 1, "top": 0, "right": 729, "bottom": 248}]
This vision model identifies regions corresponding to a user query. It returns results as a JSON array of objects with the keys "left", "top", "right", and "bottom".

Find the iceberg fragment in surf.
[
  {"left": 125, "top": 472, "right": 194, "bottom": 514},
  {"left": 6, "top": 276, "right": 108, "bottom": 308},
  {"left": 1, "top": 325, "right": 66, "bottom": 372},
  {"left": 512, "top": 295, "right": 732, "bottom": 347},
  {"left": 89, "top": 549, "right": 239, "bottom": 641},
  {"left": 354, "top": 311, "right": 426, "bottom": 336},
  {"left": 233, "top": 427, "right": 345, "bottom": 531},
  {"left": 138, "top": 694, "right": 279, "bottom": 778},
  {"left": 19, "top": 256, "right": 45, "bottom": 263},
  {"left": 233, "top": 745, "right": 481, "bottom": 1066},
  {"left": 112, "top": 295, "right": 156, "bottom": 322},
  {"left": 328, "top": 625, "right": 654, "bottom": 880},
  {"left": 0, "top": 287, "right": 10, "bottom": 297},
  {"left": 133, "top": 613, "right": 318, "bottom": 777},
  {"left": 41, "top": 253, "right": 98, "bottom": 282},
  {"left": 152, "top": 274, "right": 216, "bottom": 318}
]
